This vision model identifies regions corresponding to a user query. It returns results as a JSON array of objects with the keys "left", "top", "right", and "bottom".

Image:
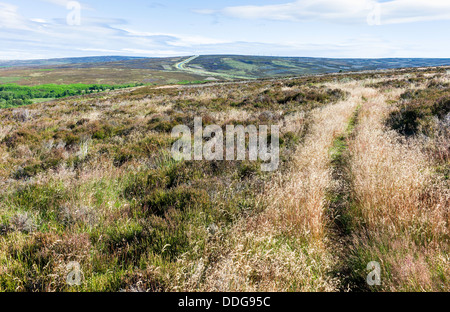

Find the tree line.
[{"left": 0, "top": 83, "right": 143, "bottom": 108}]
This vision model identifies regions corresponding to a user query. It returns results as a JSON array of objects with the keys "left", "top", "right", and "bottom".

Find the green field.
[
  {"left": 0, "top": 83, "right": 142, "bottom": 109},
  {"left": 0, "top": 77, "right": 23, "bottom": 84}
]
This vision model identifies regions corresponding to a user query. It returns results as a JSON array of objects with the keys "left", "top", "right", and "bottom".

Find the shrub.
[
  {"left": 387, "top": 88, "right": 450, "bottom": 136},
  {"left": 142, "top": 187, "right": 210, "bottom": 217},
  {"left": 10, "top": 212, "right": 37, "bottom": 233}
]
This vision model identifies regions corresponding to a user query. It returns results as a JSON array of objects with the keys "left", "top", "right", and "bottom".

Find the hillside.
[
  {"left": 0, "top": 67, "right": 448, "bottom": 292},
  {"left": 186, "top": 55, "right": 450, "bottom": 78},
  {"left": 0, "top": 56, "right": 146, "bottom": 68},
  {"left": 2, "top": 55, "right": 450, "bottom": 86}
]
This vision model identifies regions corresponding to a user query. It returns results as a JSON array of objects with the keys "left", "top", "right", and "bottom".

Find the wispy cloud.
[
  {"left": 0, "top": 2, "right": 31, "bottom": 30},
  {"left": 196, "top": 0, "right": 450, "bottom": 25},
  {"left": 0, "top": 3, "right": 228, "bottom": 59},
  {"left": 40, "top": 0, "right": 93, "bottom": 10},
  {"left": 110, "top": 29, "right": 231, "bottom": 47},
  {"left": 381, "top": 0, "right": 450, "bottom": 24},
  {"left": 0, "top": 0, "right": 449, "bottom": 59},
  {"left": 40, "top": 0, "right": 72, "bottom": 6}
]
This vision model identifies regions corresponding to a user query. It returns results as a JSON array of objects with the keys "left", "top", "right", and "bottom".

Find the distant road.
[
  {"left": 175, "top": 55, "right": 199, "bottom": 71},
  {"left": 173, "top": 55, "right": 252, "bottom": 80}
]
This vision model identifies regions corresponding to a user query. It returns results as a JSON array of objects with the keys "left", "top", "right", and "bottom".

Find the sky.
[{"left": 1, "top": 0, "right": 450, "bottom": 60}]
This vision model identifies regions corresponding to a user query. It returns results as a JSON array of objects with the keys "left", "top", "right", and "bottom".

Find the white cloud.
[
  {"left": 78, "top": 48, "right": 185, "bottom": 56},
  {"left": 0, "top": 2, "right": 31, "bottom": 30},
  {"left": 41, "top": 0, "right": 71, "bottom": 6},
  {"left": 167, "top": 36, "right": 231, "bottom": 47},
  {"left": 198, "top": 0, "right": 450, "bottom": 25},
  {"left": 195, "top": 0, "right": 375, "bottom": 22},
  {"left": 122, "top": 29, "right": 231, "bottom": 47},
  {"left": 192, "top": 9, "right": 218, "bottom": 15},
  {"left": 122, "top": 48, "right": 186, "bottom": 56},
  {"left": 30, "top": 18, "right": 47, "bottom": 23},
  {"left": 381, "top": 0, "right": 450, "bottom": 24},
  {"left": 0, "top": 0, "right": 448, "bottom": 59},
  {"left": 39, "top": 0, "right": 93, "bottom": 11},
  {"left": 0, "top": 4, "right": 218, "bottom": 59}
]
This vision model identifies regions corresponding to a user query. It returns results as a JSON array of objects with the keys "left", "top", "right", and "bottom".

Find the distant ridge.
[
  {"left": 181, "top": 55, "right": 450, "bottom": 78},
  {"left": 0, "top": 56, "right": 146, "bottom": 68},
  {"left": 1, "top": 55, "right": 450, "bottom": 85},
  {"left": 2, "top": 55, "right": 450, "bottom": 73}
]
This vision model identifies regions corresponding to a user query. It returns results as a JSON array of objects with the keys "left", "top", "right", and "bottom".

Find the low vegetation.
[
  {"left": 0, "top": 75, "right": 348, "bottom": 291},
  {"left": 0, "top": 83, "right": 142, "bottom": 109},
  {"left": 0, "top": 66, "right": 448, "bottom": 292}
]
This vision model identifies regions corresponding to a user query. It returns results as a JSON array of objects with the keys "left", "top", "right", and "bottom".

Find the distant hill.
[
  {"left": 1, "top": 55, "right": 450, "bottom": 85},
  {"left": 184, "top": 55, "right": 450, "bottom": 78},
  {"left": 0, "top": 56, "right": 145, "bottom": 68}
]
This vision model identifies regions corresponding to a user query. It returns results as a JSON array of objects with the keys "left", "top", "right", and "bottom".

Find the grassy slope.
[
  {"left": 0, "top": 56, "right": 145, "bottom": 68},
  {"left": 0, "top": 67, "right": 205, "bottom": 86},
  {"left": 187, "top": 55, "right": 450, "bottom": 78},
  {"left": 0, "top": 75, "right": 347, "bottom": 291},
  {"left": 0, "top": 67, "right": 448, "bottom": 292}
]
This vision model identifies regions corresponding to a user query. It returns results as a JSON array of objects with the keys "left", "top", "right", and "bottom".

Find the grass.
[
  {"left": 188, "top": 55, "right": 450, "bottom": 79},
  {"left": 0, "top": 77, "right": 23, "bottom": 83},
  {"left": 222, "top": 58, "right": 259, "bottom": 72},
  {"left": 344, "top": 85, "right": 449, "bottom": 291},
  {"left": 32, "top": 98, "right": 56, "bottom": 104},
  {"left": 0, "top": 83, "right": 142, "bottom": 109},
  {"left": 328, "top": 105, "right": 360, "bottom": 233},
  {"left": 0, "top": 74, "right": 347, "bottom": 291},
  {"left": 0, "top": 67, "right": 206, "bottom": 86},
  {"left": 176, "top": 80, "right": 209, "bottom": 85},
  {"left": 0, "top": 67, "right": 448, "bottom": 292}
]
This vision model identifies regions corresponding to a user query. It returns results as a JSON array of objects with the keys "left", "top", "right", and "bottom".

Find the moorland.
[{"left": 0, "top": 59, "right": 448, "bottom": 292}]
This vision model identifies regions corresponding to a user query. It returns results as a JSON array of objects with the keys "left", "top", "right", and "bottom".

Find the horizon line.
[{"left": 3, "top": 54, "right": 450, "bottom": 62}]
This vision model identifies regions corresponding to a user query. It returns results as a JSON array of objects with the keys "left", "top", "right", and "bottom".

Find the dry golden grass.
[
  {"left": 174, "top": 78, "right": 449, "bottom": 292},
  {"left": 347, "top": 86, "right": 449, "bottom": 291},
  {"left": 174, "top": 83, "right": 366, "bottom": 292},
  {"left": 1, "top": 68, "right": 448, "bottom": 292}
]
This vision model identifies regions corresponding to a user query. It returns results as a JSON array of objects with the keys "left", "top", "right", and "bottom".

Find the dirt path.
[
  {"left": 172, "top": 80, "right": 448, "bottom": 292},
  {"left": 178, "top": 83, "right": 364, "bottom": 291},
  {"left": 323, "top": 83, "right": 449, "bottom": 291},
  {"left": 338, "top": 87, "right": 449, "bottom": 291}
]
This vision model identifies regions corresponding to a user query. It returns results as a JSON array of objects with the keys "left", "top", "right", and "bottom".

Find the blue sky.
[{"left": 1, "top": 0, "right": 450, "bottom": 60}]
